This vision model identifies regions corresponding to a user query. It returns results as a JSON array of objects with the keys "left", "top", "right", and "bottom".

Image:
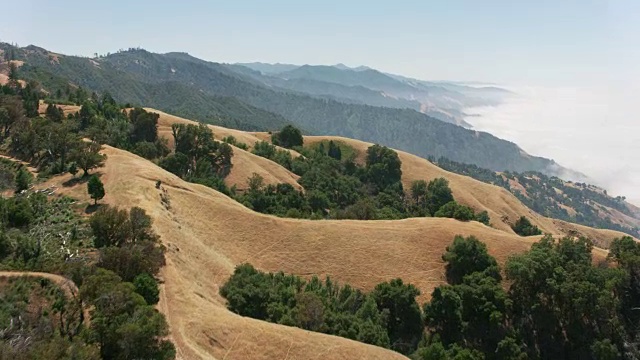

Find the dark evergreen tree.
[{"left": 87, "top": 175, "right": 105, "bottom": 205}]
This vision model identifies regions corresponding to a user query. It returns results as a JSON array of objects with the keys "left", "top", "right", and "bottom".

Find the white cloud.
[{"left": 464, "top": 85, "right": 640, "bottom": 205}]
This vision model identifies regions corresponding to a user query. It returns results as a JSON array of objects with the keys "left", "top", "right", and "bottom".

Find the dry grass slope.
[
  {"left": 33, "top": 109, "right": 632, "bottom": 359},
  {"left": 153, "top": 109, "right": 302, "bottom": 191},
  {"left": 303, "top": 136, "right": 632, "bottom": 246}
]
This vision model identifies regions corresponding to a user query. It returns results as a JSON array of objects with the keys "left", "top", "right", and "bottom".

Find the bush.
[
  {"left": 434, "top": 201, "right": 475, "bottom": 221},
  {"left": 512, "top": 216, "right": 542, "bottom": 236},
  {"left": 14, "top": 167, "right": 32, "bottom": 193},
  {"left": 133, "top": 273, "right": 160, "bottom": 305},
  {"left": 271, "top": 125, "right": 303, "bottom": 148}
]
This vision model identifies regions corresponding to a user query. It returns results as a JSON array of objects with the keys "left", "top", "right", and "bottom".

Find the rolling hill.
[
  {"left": 149, "top": 108, "right": 630, "bottom": 248},
  {"left": 17, "top": 104, "right": 627, "bottom": 359},
  {"left": 41, "top": 139, "right": 616, "bottom": 360}
]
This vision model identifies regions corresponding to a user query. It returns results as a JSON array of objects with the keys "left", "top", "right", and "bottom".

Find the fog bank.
[{"left": 464, "top": 86, "right": 640, "bottom": 206}]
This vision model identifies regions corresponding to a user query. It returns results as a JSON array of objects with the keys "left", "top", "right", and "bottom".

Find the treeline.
[
  {"left": 8, "top": 44, "right": 292, "bottom": 132},
  {"left": 434, "top": 157, "right": 640, "bottom": 237},
  {"left": 221, "top": 234, "right": 640, "bottom": 359}
]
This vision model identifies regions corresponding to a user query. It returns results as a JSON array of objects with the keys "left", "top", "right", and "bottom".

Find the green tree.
[
  {"left": 426, "top": 178, "right": 454, "bottom": 215},
  {"left": 40, "top": 120, "right": 79, "bottom": 173},
  {"left": 327, "top": 140, "right": 342, "bottom": 160},
  {"left": 0, "top": 95, "right": 24, "bottom": 138},
  {"left": 133, "top": 273, "right": 160, "bottom": 305},
  {"left": 506, "top": 235, "right": 624, "bottom": 359},
  {"left": 68, "top": 162, "right": 79, "bottom": 178},
  {"left": 424, "top": 286, "right": 464, "bottom": 345},
  {"left": 45, "top": 103, "right": 64, "bottom": 122},
  {"left": 371, "top": 278, "right": 423, "bottom": 354},
  {"left": 294, "top": 292, "right": 325, "bottom": 331},
  {"left": 80, "top": 269, "right": 175, "bottom": 360},
  {"left": 14, "top": 167, "right": 32, "bottom": 193},
  {"left": 8, "top": 62, "right": 17, "bottom": 82},
  {"left": 78, "top": 101, "right": 96, "bottom": 129},
  {"left": 272, "top": 125, "right": 303, "bottom": 148},
  {"left": 71, "top": 141, "right": 106, "bottom": 176},
  {"left": 511, "top": 216, "right": 542, "bottom": 236},
  {"left": 475, "top": 211, "right": 490, "bottom": 226},
  {"left": 366, "top": 144, "right": 402, "bottom": 192},
  {"left": 87, "top": 175, "right": 105, "bottom": 205},
  {"left": 219, "top": 263, "right": 271, "bottom": 320},
  {"left": 129, "top": 107, "right": 160, "bottom": 143},
  {"left": 410, "top": 180, "right": 428, "bottom": 205},
  {"left": 441, "top": 235, "right": 500, "bottom": 284},
  {"left": 434, "top": 201, "right": 475, "bottom": 221}
]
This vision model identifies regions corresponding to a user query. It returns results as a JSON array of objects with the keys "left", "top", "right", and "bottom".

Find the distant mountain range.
[
  {"left": 2, "top": 43, "right": 577, "bottom": 176},
  {"left": 236, "top": 62, "right": 512, "bottom": 126}
]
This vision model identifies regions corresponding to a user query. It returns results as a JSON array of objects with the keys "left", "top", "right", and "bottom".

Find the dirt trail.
[
  {"left": 0, "top": 271, "right": 89, "bottom": 322},
  {"left": 0, "top": 154, "right": 38, "bottom": 176}
]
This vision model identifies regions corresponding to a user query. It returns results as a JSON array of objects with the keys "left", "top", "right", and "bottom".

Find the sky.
[
  {"left": 1, "top": 1, "right": 638, "bottom": 86},
  {"left": 1, "top": 1, "right": 639, "bottom": 202}
]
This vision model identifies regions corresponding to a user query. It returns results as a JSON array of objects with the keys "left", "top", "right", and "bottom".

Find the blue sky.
[{"left": 1, "top": 1, "right": 637, "bottom": 86}]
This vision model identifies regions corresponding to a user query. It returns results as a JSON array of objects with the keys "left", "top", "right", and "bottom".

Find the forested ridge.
[
  {"left": 1, "top": 42, "right": 569, "bottom": 175},
  {"left": 434, "top": 157, "right": 640, "bottom": 237}
]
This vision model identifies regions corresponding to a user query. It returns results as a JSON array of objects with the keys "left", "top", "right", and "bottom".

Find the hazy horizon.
[{"left": 3, "top": 1, "right": 638, "bottom": 87}]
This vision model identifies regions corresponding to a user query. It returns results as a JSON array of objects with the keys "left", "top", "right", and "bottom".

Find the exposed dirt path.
[{"left": 0, "top": 154, "right": 38, "bottom": 176}]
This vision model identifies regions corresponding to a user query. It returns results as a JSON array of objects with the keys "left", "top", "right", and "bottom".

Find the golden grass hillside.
[
  {"left": 148, "top": 107, "right": 631, "bottom": 245},
  {"left": 152, "top": 109, "right": 302, "bottom": 191},
  {"left": 302, "top": 136, "right": 632, "bottom": 247},
  {"left": 42, "top": 144, "right": 560, "bottom": 360}
]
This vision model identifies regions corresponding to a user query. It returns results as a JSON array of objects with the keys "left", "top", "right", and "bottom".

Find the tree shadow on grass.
[
  {"left": 62, "top": 172, "right": 103, "bottom": 188},
  {"left": 84, "top": 203, "right": 102, "bottom": 214}
]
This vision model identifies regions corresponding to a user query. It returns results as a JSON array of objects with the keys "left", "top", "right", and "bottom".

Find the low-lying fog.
[{"left": 464, "top": 85, "right": 640, "bottom": 206}]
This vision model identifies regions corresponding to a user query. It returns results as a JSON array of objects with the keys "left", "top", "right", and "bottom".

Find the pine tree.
[
  {"left": 14, "top": 167, "right": 32, "bottom": 193},
  {"left": 87, "top": 175, "right": 105, "bottom": 205}
]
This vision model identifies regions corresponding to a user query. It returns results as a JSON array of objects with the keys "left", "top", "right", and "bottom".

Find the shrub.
[
  {"left": 512, "top": 216, "right": 542, "bottom": 236},
  {"left": 271, "top": 125, "right": 303, "bottom": 148},
  {"left": 133, "top": 273, "right": 160, "bottom": 305}
]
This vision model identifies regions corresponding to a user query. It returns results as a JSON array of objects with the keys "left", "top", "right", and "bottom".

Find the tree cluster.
[
  {"left": 222, "top": 234, "right": 640, "bottom": 359},
  {"left": 245, "top": 131, "right": 491, "bottom": 223},
  {"left": 159, "top": 123, "right": 233, "bottom": 194},
  {"left": 220, "top": 264, "right": 422, "bottom": 352},
  {"left": 511, "top": 216, "right": 542, "bottom": 236}
]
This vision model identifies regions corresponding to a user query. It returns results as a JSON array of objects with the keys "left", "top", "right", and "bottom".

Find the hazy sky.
[{"left": 2, "top": 1, "right": 638, "bottom": 86}]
